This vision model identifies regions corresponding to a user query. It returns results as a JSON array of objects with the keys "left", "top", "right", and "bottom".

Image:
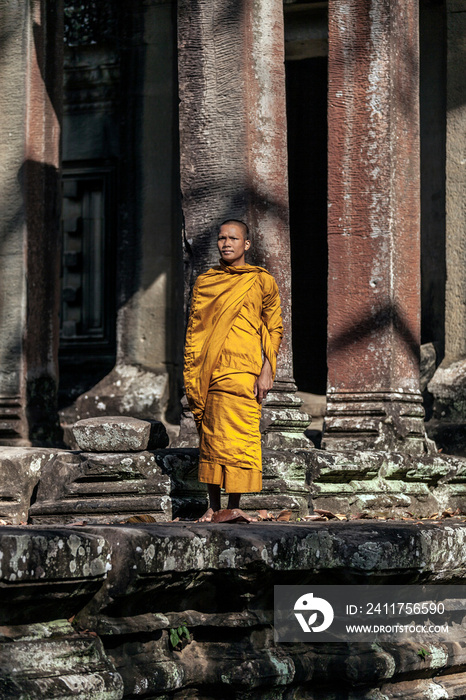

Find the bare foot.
[
  {"left": 197, "top": 507, "right": 215, "bottom": 523},
  {"left": 211, "top": 508, "right": 257, "bottom": 523}
]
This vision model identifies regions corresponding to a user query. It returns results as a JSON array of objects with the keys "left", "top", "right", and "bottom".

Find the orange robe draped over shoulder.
[{"left": 184, "top": 261, "right": 283, "bottom": 493}]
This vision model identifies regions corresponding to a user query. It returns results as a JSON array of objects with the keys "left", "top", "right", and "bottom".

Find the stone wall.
[{"left": 2, "top": 521, "right": 466, "bottom": 698}]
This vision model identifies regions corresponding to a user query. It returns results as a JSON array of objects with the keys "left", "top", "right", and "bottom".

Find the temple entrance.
[{"left": 286, "top": 55, "right": 328, "bottom": 395}]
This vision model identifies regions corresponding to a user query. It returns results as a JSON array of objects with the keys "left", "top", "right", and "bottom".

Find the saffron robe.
[{"left": 184, "top": 261, "right": 283, "bottom": 493}]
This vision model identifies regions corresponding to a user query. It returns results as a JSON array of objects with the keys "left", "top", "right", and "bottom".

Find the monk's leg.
[
  {"left": 227, "top": 493, "right": 241, "bottom": 509},
  {"left": 198, "top": 484, "right": 221, "bottom": 522}
]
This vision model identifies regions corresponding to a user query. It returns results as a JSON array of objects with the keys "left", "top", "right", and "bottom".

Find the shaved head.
[{"left": 219, "top": 219, "right": 249, "bottom": 240}]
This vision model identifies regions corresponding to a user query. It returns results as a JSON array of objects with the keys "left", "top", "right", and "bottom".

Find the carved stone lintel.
[{"left": 322, "top": 392, "right": 436, "bottom": 456}]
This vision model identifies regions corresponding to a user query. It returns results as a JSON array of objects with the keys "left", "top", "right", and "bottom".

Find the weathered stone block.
[
  {"left": 72, "top": 416, "right": 167, "bottom": 452},
  {"left": 29, "top": 451, "right": 172, "bottom": 524},
  {"left": 0, "top": 528, "right": 111, "bottom": 624},
  {"left": 72, "top": 521, "right": 466, "bottom": 697},
  {"left": 0, "top": 621, "right": 123, "bottom": 700},
  {"left": 309, "top": 449, "right": 466, "bottom": 517},
  {"left": 420, "top": 342, "right": 438, "bottom": 392},
  {"left": 429, "top": 359, "right": 466, "bottom": 422},
  {"left": 60, "top": 364, "right": 170, "bottom": 425},
  {"left": 0, "top": 448, "right": 55, "bottom": 524}
]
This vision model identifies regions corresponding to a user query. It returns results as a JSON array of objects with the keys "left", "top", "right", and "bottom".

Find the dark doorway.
[
  {"left": 419, "top": 0, "right": 446, "bottom": 357},
  {"left": 286, "top": 56, "right": 328, "bottom": 394}
]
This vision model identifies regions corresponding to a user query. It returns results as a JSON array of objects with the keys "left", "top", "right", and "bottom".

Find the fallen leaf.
[
  {"left": 126, "top": 514, "right": 157, "bottom": 523},
  {"left": 276, "top": 509, "right": 293, "bottom": 522},
  {"left": 302, "top": 515, "right": 327, "bottom": 522},
  {"left": 256, "top": 509, "right": 274, "bottom": 521},
  {"left": 211, "top": 509, "right": 256, "bottom": 523},
  {"left": 351, "top": 512, "right": 371, "bottom": 520},
  {"left": 314, "top": 509, "right": 337, "bottom": 519},
  {"left": 335, "top": 514, "right": 347, "bottom": 521}
]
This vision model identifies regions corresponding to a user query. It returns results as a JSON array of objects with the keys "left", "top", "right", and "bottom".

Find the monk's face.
[{"left": 218, "top": 223, "right": 250, "bottom": 266}]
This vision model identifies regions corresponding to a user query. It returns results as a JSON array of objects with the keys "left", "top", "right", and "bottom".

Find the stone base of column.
[
  {"left": 163, "top": 447, "right": 312, "bottom": 520},
  {"left": 322, "top": 392, "right": 436, "bottom": 456},
  {"left": 261, "top": 379, "right": 311, "bottom": 449},
  {"left": 239, "top": 448, "right": 311, "bottom": 518},
  {"left": 0, "top": 397, "right": 26, "bottom": 446}
]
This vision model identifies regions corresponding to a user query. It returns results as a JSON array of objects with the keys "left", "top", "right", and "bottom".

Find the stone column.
[
  {"left": 115, "top": 0, "right": 183, "bottom": 426},
  {"left": 177, "top": 0, "right": 309, "bottom": 449},
  {"left": 428, "top": 0, "right": 466, "bottom": 452},
  {"left": 322, "top": 0, "right": 434, "bottom": 455},
  {"left": 0, "top": 0, "right": 62, "bottom": 445}
]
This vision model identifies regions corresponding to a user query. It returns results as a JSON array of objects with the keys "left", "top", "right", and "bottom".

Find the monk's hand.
[{"left": 254, "top": 358, "right": 273, "bottom": 404}]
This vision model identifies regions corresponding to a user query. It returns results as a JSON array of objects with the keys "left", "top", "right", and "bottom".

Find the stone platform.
[
  {"left": 2, "top": 521, "right": 466, "bottom": 699},
  {"left": 21, "top": 444, "right": 466, "bottom": 525},
  {"left": 0, "top": 416, "right": 462, "bottom": 527}
]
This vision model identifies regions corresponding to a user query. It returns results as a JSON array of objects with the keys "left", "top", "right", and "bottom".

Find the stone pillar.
[
  {"left": 0, "top": 0, "right": 62, "bottom": 445},
  {"left": 177, "top": 0, "right": 309, "bottom": 449},
  {"left": 322, "top": 0, "right": 434, "bottom": 455},
  {"left": 115, "top": 0, "right": 183, "bottom": 425},
  {"left": 428, "top": 1, "right": 466, "bottom": 453}
]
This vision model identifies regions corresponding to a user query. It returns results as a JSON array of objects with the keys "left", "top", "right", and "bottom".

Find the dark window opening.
[{"left": 59, "top": 163, "right": 117, "bottom": 409}]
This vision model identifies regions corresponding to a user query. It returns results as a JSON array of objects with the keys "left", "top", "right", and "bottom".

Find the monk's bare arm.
[{"left": 254, "top": 356, "right": 274, "bottom": 403}]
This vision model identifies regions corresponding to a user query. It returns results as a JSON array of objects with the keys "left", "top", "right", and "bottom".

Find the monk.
[{"left": 183, "top": 219, "right": 283, "bottom": 522}]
